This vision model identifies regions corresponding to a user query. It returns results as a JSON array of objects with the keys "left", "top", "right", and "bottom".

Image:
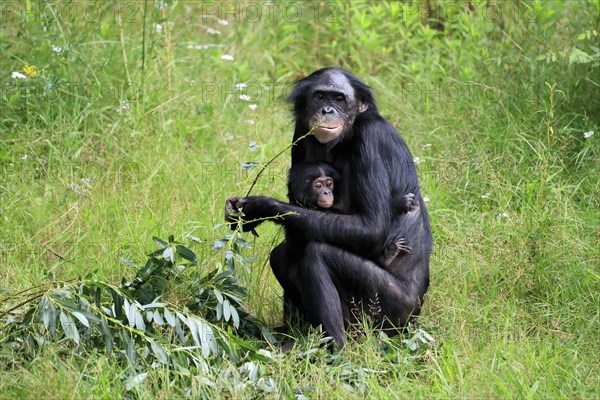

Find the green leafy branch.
[{"left": 1, "top": 235, "right": 272, "bottom": 374}]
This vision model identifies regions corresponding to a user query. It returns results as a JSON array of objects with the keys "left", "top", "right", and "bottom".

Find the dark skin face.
[
  {"left": 288, "top": 161, "right": 341, "bottom": 211},
  {"left": 303, "top": 73, "right": 368, "bottom": 144},
  {"left": 310, "top": 175, "right": 335, "bottom": 208}
]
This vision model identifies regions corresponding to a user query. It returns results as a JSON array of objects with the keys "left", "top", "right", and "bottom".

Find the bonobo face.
[
  {"left": 306, "top": 70, "right": 368, "bottom": 144},
  {"left": 312, "top": 176, "right": 335, "bottom": 208}
]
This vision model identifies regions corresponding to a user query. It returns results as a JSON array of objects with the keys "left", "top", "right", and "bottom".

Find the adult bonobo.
[{"left": 225, "top": 67, "right": 432, "bottom": 347}]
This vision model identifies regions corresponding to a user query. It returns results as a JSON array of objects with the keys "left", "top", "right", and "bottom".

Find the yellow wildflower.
[{"left": 23, "top": 65, "right": 38, "bottom": 78}]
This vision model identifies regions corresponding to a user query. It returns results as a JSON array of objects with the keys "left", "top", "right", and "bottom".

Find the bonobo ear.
[{"left": 358, "top": 102, "right": 368, "bottom": 113}]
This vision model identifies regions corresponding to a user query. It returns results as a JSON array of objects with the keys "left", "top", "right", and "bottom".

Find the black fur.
[{"left": 226, "top": 68, "right": 432, "bottom": 347}]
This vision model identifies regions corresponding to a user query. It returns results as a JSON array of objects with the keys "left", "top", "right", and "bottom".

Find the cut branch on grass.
[{"left": 1, "top": 236, "right": 272, "bottom": 370}]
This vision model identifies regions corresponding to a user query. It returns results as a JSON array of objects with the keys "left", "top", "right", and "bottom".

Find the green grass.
[{"left": 1, "top": 1, "right": 599, "bottom": 398}]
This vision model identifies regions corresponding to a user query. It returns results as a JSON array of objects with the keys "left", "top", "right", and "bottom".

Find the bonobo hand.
[{"left": 224, "top": 196, "right": 278, "bottom": 232}]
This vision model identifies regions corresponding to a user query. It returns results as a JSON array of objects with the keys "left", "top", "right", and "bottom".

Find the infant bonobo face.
[{"left": 312, "top": 176, "right": 335, "bottom": 208}]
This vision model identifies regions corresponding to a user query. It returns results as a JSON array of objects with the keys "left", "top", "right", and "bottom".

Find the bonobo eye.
[
  {"left": 314, "top": 182, "right": 323, "bottom": 189},
  {"left": 334, "top": 95, "right": 345, "bottom": 102},
  {"left": 314, "top": 93, "right": 325, "bottom": 101},
  {"left": 326, "top": 180, "right": 333, "bottom": 188}
]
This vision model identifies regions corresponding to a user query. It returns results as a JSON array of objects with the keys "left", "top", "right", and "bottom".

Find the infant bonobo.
[{"left": 288, "top": 161, "right": 417, "bottom": 268}]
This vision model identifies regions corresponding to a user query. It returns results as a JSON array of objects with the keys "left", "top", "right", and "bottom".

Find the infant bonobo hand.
[
  {"left": 404, "top": 193, "right": 416, "bottom": 210},
  {"left": 395, "top": 192, "right": 418, "bottom": 214}
]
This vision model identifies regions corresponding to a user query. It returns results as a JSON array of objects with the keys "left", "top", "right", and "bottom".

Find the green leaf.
[
  {"left": 60, "top": 311, "right": 80, "bottom": 344},
  {"left": 120, "top": 257, "right": 137, "bottom": 268},
  {"left": 153, "top": 311, "right": 164, "bottom": 325},
  {"left": 249, "top": 141, "right": 260, "bottom": 151},
  {"left": 213, "top": 288, "right": 224, "bottom": 303},
  {"left": 152, "top": 236, "right": 168, "bottom": 248},
  {"left": 187, "top": 317, "right": 201, "bottom": 347},
  {"left": 149, "top": 339, "right": 168, "bottom": 364},
  {"left": 124, "top": 331, "right": 136, "bottom": 364},
  {"left": 123, "top": 298, "right": 132, "bottom": 325},
  {"left": 71, "top": 311, "right": 90, "bottom": 328},
  {"left": 230, "top": 306, "right": 240, "bottom": 329},
  {"left": 141, "top": 300, "right": 166, "bottom": 309},
  {"left": 235, "top": 236, "right": 252, "bottom": 248},
  {"left": 99, "top": 318, "right": 113, "bottom": 352},
  {"left": 145, "top": 311, "right": 153, "bottom": 322},
  {"left": 212, "top": 239, "right": 228, "bottom": 250},
  {"left": 125, "top": 372, "right": 147, "bottom": 391},
  {"left": 201, "top": 321, "right": 218, "bottom": 355},
  {"left": 215, "top": 270, "right": 232, "bottom": 280},
  {"left": 241, "top": 161, "right": 260, "bottom": 170},
  {"left": 134, "top": 307, "right": 146, "bottom": 331},
  {"left": 223, "top": 299, "right": 231, "bottom": 322},
  {"left": 175, "top": 244, "right": 198, "bottom": 264},
  {"left": 164, "top": 309, "right": 176, "bottom": 327},
  {"left": 197, "top": 319, "right": 211, "bottom": 358},
  {"left": 173, "top": 317, "right": 185, "bottom": 344},
  {"left": 162, "top": 246, "right": 175, "bottom": 263}
]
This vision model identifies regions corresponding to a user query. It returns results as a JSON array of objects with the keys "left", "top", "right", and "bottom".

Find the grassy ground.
[{"left": 1, "top": 1, "right": 599, "bottom": 398}]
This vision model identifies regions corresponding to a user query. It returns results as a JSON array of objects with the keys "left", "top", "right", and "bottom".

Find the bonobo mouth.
[
  {"left": 317, "top": 199, "right": 334, "bottom": 208},
  {"left": 313, "top": 125, "right": 343, "bottom": 143}
]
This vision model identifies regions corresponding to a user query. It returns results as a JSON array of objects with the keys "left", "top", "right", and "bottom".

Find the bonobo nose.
[{"left": 322, "top": 106, "right": 334, "bottom": 114}]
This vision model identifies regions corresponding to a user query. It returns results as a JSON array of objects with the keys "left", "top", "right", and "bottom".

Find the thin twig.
[
  {"left": 1, "top": 293, "right": 45, "bottom": 319},
  {"left": 0, "top": 278, "right": 78, "bottom": 304},
  {"left": 244, "top": 118, "right": 327, "bottom": 197}
]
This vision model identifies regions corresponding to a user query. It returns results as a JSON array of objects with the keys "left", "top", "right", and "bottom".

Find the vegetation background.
[{"left": 1, "top": 0, "right": 599, "bottom": 398}]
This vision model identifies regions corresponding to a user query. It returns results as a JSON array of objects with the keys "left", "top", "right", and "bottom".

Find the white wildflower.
[
  {"left": 187, "top": 44, "right": 210, "bottom": 50},
  {"left": 52, "top": 45, "right": 64, "bottom": 54},
  {"left": 207, "top": 27, "right": 222, "bottom": 35},
  {"left": 221, "top": 54, "right": 234, "bottom": 61},
  {"left": 11, "top": 71, "right": 26, "bottom": 79},
  {"left": 498, "top": 212, "right": 509, "bottom": 218},
  {"left": 584, "top": 130, "right": 594, "bottom": 139},
  {"left": 423, "top": 197, "right": 430, "bottom": 202},
  {"left": 413, "top": 157, "right": 422, "bottom": 164},
  {"left": 248, "top": 104, "right": 257, "bottom": 110},
  {"left": 81, "top": 177, "right": 91, "bottom": 185},
  {"left": 246, "top": 119, "right": 255, "bottom": 125},
  {"left": 155, "top": 23, "right": 163, "bottom": 33},
  {"left": 235, "top": 82, "right": 247, "bottom": 89},
  {"left": 21, "top": 154, "right": 28, "bottom": 160},
  {"left": 218, "top": 19, "right": 229, "bottom": 25},
  {"left": 422, "top": 143, "right": 432, "bottom": 149},
  {"left": 116, "top": 99, "right": 130, "bottom": 113},
  {"left": 481, "top": 193, "right": 491, "bottom": 199},
  {"left": 68, "top": 183, "right": 87, "bottom": 196},
  {"left": 239, "top": 94, "right": 251, "bottom": 101},
  {"left": 185, "top": 234, "right": 203, "bottom": 243}
]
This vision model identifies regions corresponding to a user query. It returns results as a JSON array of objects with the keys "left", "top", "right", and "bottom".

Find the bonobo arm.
[{"left": 225, "top": 195, "right": 389, "bottom": 254}]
